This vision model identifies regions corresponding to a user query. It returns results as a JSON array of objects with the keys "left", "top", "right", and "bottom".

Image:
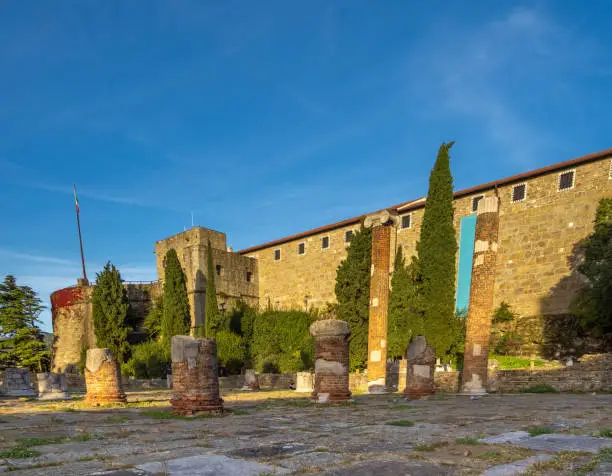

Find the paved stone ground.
[{"left": 0, "top": 390, "right": 610, "bottom": 475}]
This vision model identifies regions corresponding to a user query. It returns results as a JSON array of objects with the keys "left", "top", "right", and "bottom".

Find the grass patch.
[
  {"left": 490, "top": 354, "right": 546, "bottom": 369},
  {"left": 17, "top": 436, "right": 67, "bottom": 447},
  {"left": 525, "top": 426, "right": 555, "bottom": 436},
  {"left": 455, "top": 436, "right": 481, "bottom": 445},
  {"left": 0, "top": 447, "right": 41, "bottom": 459},
  {"left": 229, "top": 409, "right": 249, "bottom": 415},
  {"left": 386, "top": 420, "right": 415, "bottom": 427},
  {"left": 522, "top": 450, "right": 592, "bottom": 475},
  {"left": 477, "top": 450, "right": 503, "bottom": 461},
  {"left": 596, "top": 428, "right": 612, "bottom": 438},
  {"left": 104, "top": 415, "right": 130, "bottom": 423},
  {"left": 414, "top": 441, "right": 448, "bottom": 452},
  {"left": 519, "top": 384, "right": 558, "bottom": 393},
  {"left": 393, "top": 404, "right": 417, "bottom": 410},
  {"left": 140, "top": 409, "right": 223, "bottom": 420}
]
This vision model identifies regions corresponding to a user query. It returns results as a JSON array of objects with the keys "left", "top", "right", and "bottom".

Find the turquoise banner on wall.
[{"left": 456, "top": 214, "right": 477, "bottom": 313}]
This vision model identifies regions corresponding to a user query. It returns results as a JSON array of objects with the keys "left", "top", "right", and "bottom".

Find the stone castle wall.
[{"left": 244, "top": 156, "right": 612, "bottom": 323}]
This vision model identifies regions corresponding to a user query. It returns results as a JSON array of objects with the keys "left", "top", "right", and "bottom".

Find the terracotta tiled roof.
[{"left": 239, "top": 147, "right": 612, "bottom": 254}]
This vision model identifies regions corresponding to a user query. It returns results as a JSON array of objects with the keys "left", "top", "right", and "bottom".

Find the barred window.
[
  {"left": 321, "top": 236, "right": 329, "bottom": 249},
  {"left": 344, "top": 230, "right": 354, "bottom": 243},
  {"left": 401, "top": 214, "right": 412, "bottom": 229},
  {"left": 558, "top": 170, "right": 575, "bottom": 191},
  {"left": 512, "top": 183, "right": 526, "bottom": 202}
]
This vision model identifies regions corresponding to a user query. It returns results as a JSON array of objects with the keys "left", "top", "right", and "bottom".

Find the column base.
[
  {"left": 38, "top": 392, "right": 72, "bottom": 400},
  {"left": 171, "top": 396, "right": 223, "bottom": 415}
]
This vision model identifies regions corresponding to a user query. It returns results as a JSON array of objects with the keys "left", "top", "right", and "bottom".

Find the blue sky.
[{"left": 1, "top": 1, "right": 611, "bottom": 332}]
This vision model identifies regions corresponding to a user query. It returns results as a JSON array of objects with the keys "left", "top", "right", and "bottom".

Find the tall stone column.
[
  {"left": 462, "top": 196, "right": 501, "bottom": 395},
  {"left": 85, "top": 348, "right": 127, "bottom": 404},
  {"left": 364, "top": 210, "right": 398, "bottom": 393},
  {"left": 170, "top": 335, "right": 223, "bottom": 415},
  {"left": 310, "top": 319, "right": 351, "bottom": 403}
]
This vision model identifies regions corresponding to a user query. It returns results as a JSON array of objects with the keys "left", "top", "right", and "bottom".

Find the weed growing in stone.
[
  {"left": 17, "top": 436, "right": 67, "bottom": 446},
  {"left": 0, "top": 446, "right": 41, "bottom": 458},
  {"left": 104, "top": 415, "right": 130, "bottom": 423},
  {"left": 596, "top": 428, "right": 612, "bottom": 438},
  {"left": 455, "top": 436, "right": 481, "bottom": 445},
  {"left": 525, "top": 426, "right": 554, "bottom": 436},
  {"left": 386, "top": 420, "right": 415, "bottom": 427}
]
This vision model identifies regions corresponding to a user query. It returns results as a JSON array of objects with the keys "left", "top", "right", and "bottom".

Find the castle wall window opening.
[
  {"left": 511, "top": 183, "right": 527, "bottom": 203},
  {"left": 246, "top": 271, "right": 252, "bottom": 282},
  {"left": 344, "top": 230, "right": 354, "bottom": 243},
  {"left": 298, "top": 242, "right": 305, "bottom": 255},
  {"left": 471, "top": 195, "right": 484, "bottom": 213},
  {"left": 216, "top": 265, "right": 223, "bottom": 277},
  {"left": 558, "top": 170, "right": 575, "bottom": 191},
  {"left": 274, "top": 249, "right": 281, "bottom": 261},
  {"left": 321, "top": 236, "right": 329, "bottom": 249},
  {"left": 401, "top": 214, "right": 412, "bottom": 230}
]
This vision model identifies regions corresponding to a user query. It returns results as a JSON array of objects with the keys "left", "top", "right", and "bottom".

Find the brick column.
[
  {"left": 85, "top": 348, "right": 126, "bottom": 404},
  {"left": 364, "top": 210, "right": 398, "bottom": 393},
  {"left": 309, "top": 319, "right": 351, "bottom": 403},
  {"left": 462, "top": 196, "right": 500, "bottom": 395},
  {"left": 404, "top": 336, "right": 436, "bottom": 399},
  {"left": 170, "top": 335, "right": 223, "bottom": 415}
]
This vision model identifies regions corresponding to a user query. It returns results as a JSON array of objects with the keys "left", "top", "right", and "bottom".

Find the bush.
[
  {"left": 489, "top": 355, "right": 546, "bottom": 369},
  {"left": 122, "top": 341, "right": 169, "bottom": 379},
  {"left": 216, "top": 330, "right": 246, "bottom": 375},
  {"left": 519, "top": 384, "right": 558, "bottom": 393},
  {"left": 251, "top": 310, "right": 314, "bottom": 373}
]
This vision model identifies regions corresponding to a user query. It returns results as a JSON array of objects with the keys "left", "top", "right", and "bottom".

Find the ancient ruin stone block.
[
  {"left": 309, "top": 319, "right": 351, "bottom": 403},
  {"left": 85, "top": 348, "right": 127, "bottom": 405},
  {"left": 171, "top": 336, "right": 223, "bottom": 415},
  {"left": 404, "top": 336, "right": 436, "bottom": 399},
  {"left": 462, "top": 196, "right": 500, "bottom": 395},
  {"left": 0, "top": 368, "right": 37, "bottom": 397},
  {"left": 242, "top": 369, "right": 260, "bottom": 390},
  {"left": 296, "top": 371, "right": 314, "bottom": 393},
  {"left": 37, "top": 372, "right": 71, "bottom": 400}
]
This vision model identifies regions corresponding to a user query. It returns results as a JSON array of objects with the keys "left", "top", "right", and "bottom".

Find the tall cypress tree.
[
  {"left": 335, "top": 224, "right": 372, "bottom": 371},
  {"left": 92, "top": 263, "right": 130, "bottom": 362},
  {"left": 204, "top": 240, "right": 222, "bottom": 338},
  {"left": 161, "top": 249, "right": 190, "bottom": 350},
  {"left": 417, "top": 141, "right": 458, "bottom": 358},
  {"left": 387, "top": 247, "right": 425, "bottom": 359}
]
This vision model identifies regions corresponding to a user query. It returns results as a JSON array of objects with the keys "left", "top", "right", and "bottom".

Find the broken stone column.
[
  {"left": 295, "top": 371, "right": 314, "bottom": 393},
  {"left": 364, "top": 210, "right": 398, "bottom": 393},
  {"left": 85, "top": 348, "right": 127, "bottom": 404},
  {"left": 37, "top": 372, "right": 71, "bottom": 400},
  {"left": 242, "top": 369, "right": 260, "bottom": 390},
  {"left": 0, "top": 368, "right": 37, "bottom": 397},
  {"left": 462, "top": 196, "right": 501, "bottom": 395},
  {"left": 171, "top": 335, "right": 223, "bottom": 415},
  {"left": 310, "top": 319, "right": 351, "bottom": 403},
  {"left": 404, "top": 336, "right": 436, "bottom": 399}
]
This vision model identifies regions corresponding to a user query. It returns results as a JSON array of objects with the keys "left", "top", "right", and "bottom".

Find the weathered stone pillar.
[
  {"left": 309, "top": 319, "right": 351, "bottom": 403},
  {"left": 37, "top": 372, "right": 71, "bottom": 400},
  {"left": 84, "top": 349, "right": 127, "bottom": 404},
  {"left": 364, "top": 210, "right": 398, "bottom": 393},
  {"left": 295, "top": 371, "right": 314, "bottom": 393},
  {"left": 242, "top": 369, "right": 260, "bottom": 390},
  {"left": 0, "top": 368, "right": 37, "bottom": 397},
  {"left": 462, "top": 196, "right": 500, "bottom": 395},
  {"left": 170, "top": 336, "right": 223, "bottom": 415},
  {"left": 404, "top": 336, "right": 436, "bottom": 399}
]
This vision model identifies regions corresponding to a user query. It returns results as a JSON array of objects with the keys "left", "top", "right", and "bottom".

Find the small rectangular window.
[
  {"left": 558, "top": 170, "right": 575, "bottom": 191},
  {"left": 215, "top": 265, "right": 222, "bottom": 276},
  {"left": 321, "top": 236, "right": 329, "bottom": 249},
  {"left": 401, "top": 214, "right": 411, "bottom": 229},
  {"left": 298, "top": 242, "right": 305, "bottom": 255},
  {"left": 512, "top": 183, "right": 526, "bottom": 203},
  {"left": 472, "top": 195, "right": 484, "bottom": 212},
  {"left": 246, "top": 271, "right": 252, "bottom": 282},
  {"left": 608, "top": 159, "right": 612, "bottom": 179},
  {"left": 274, "top": 249, "right": 281, "bottom": 261},
  {"left": 344, "top": 230, "right": 354, "bottom": 243}
]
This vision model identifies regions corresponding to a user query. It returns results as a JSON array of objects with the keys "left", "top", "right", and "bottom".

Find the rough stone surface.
[
  {"left": 404, "top": 336, "right": 436, "bottom": 399},
  {"left": 482, "top": 455, "right": 555, "bottom": 476},
  {"left": 37, "top": 372, "right": 71, "bottom": 400},
  {"left": 171, "top": 336, "right": 223, "bottom": 415},
  {"left": 517, "top": 433, "right": 612, "bottom": 454},
  {"left": 480, "top": 431, "right": 531, "bottom": 445},
  {"left": 0, "top": 368, "right": 36, "bottom": 396},
  {"left": 135, "top": 454, "right": 287, "bottom": 475},
  {"left": 462, "top": 196, "right": 500, "bottom": 394},
  {"left": 85, "top": 348, "right": 126, "bottom": 404},
  {"left": 310, "top": 319, "right": 351, "bottom": 403},
  {"left": 366, "top": 221, "right": 394, "bottom": 393},
  {"left": 323, "top": 460, "right": 453, "bottom": 475}
]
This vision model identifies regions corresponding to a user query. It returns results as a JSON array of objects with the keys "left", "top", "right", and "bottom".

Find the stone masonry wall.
[{"left": 245, "top": 156, "right": 611, "bottom": 329}]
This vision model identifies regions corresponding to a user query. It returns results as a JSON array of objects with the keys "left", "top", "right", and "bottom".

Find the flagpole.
[{"left": 74, "top": 184, "right": 88, "bottom": 283}]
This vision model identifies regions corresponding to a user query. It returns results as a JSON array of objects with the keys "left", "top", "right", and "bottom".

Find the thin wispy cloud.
[{"left": 0, "top": 248, "right": 74, "bottom": 266}]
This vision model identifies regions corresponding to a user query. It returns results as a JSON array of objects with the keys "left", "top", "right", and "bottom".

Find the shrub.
[
  {"left": 216, "top": 330, "right": 246, "bottom": 374},
  {"left": 519, "top": 384, "right": 558, "bottom": 393},
  {"left": 251, "top": 310, "right": 314, "bottom": 373},
  {"left": 122, "top": 341, "right": 169, "bottom": 379},
  {"left": 490, "top": 355, "right": 546, "bottom": 369}
]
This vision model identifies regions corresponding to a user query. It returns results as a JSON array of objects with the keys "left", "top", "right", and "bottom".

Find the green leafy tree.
[
  {"left": 572, "top": 198, "right": 612, "bottom": 341},
  {"left": 92, "top": 263, "right": 130, "bottom": 362},
  {"left": 417, "top": 142, "right": 458, "bottom": 359},
  {"left": 334, "top": 224, "right": 372, "bottom": 371},
  {"left": 203, "top": 240, "right": 222, "bottom": 338},
  {"left": 143, "top": 296, "right": 163, "bottom": 340},
  {"left": 0, "top": 275, "right": 50, "bottom": 371},
  {"left": 216, "top": 330, "right": 246, "bottom": 374},
  {"left": 161, "top": 249, "right": 190, "bottom": 350},
  {"left": 387, "top": 247, "right": 425, "bottom": 359}
]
